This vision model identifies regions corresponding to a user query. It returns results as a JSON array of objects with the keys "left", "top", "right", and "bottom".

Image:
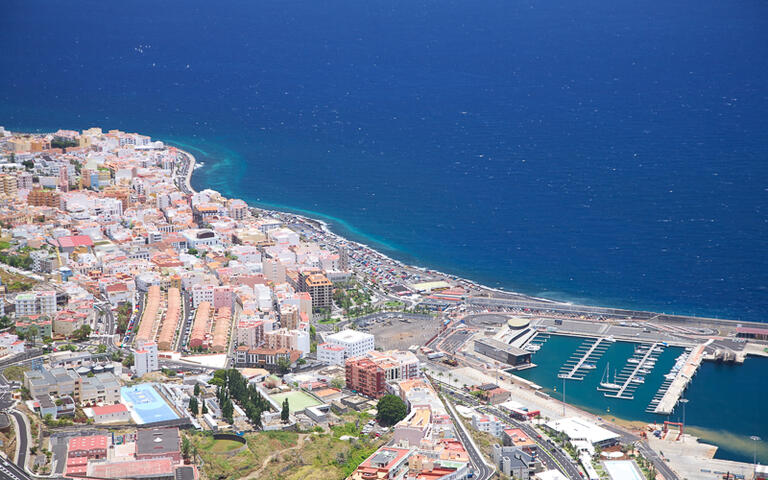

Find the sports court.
[
  {"left": 602, "top": 460, "right": 644, "bottom": 480},
  {"left": 269, "top": 391, "right": 322, "bottom": 414},
  {"left": 121, "top": 383, "right": 179, "bottom": 424}
]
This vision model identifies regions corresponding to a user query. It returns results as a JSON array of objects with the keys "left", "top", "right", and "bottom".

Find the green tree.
[
  {"left": 276, "top": 356, "right": 291, "bottom": 375},
  {"left": 201, "top": 402, "right": 208, "bottom": 415},
  {"left": 73, "top": 324, "right": 92, "bottom": 341},
  {"left": 281, "top": 398, "right": 290, "bottom": 422},
  {"left": 97, "top": 344, "right": 107, "bottom": 353},
  {"left": 376, "top": 394, "right": 407, "bottom": 427},
  {"left": 27, "top": 325, "right": 39, "bottom": 346},
  {"left": 330, "top": 377, "right": 345, "bottom": 390},
  {"left": 193, "top": 383, "right": 201, "bottom": 396},
  {"left": 188, "top": 396, "right": 198, "bottom": 415},
  {"left": 222, "top": 398, "right": 234, "bottom": 424},
  {"left": 123, "top": 352, "right": 134, "bottom": 368},
  {"left": 181, "top": 436, "right": 191, "bottom": 459}
]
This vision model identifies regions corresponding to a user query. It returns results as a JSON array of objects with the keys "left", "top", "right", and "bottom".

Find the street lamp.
[
  {"left": 562, "top": 377, "right": 566, "bottom": 417},
  {"left": 679, "top": 398, "right": 689, "bottom": 430},
  {"left": 750, "top": 436, "right": 761, "bottom": 468}
]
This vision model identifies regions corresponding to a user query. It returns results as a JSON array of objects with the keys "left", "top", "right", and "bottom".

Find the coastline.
[
  {"left": 174, "top": 144, "right": 766, "bottom": 467},
  {"left": 175, "top": 145, "right": 764, "bottom": 328},
  {"left": 174, "top": 146, "right": 556, "bottom": 303}
]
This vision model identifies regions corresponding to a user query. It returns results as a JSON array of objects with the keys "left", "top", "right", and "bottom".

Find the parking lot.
[
  {"left": 439, "top": 329, "right": 475, "bottom": 354},
  {"left": 361, "top": 313, "right": 443, "bottom": 350}
]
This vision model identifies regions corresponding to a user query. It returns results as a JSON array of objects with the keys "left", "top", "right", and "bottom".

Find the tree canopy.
[
  {"left": 281, "top": 398, "right": 290, "bottom": 422},
  {"left": 376, "top": 394, "right": 407, "bottom": 426}
]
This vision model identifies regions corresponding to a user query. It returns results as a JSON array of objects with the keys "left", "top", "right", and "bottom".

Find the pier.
[
  {"left": 557, "top": 338, "right": 609, "bottom": 380},
  {"left": 653, "top": 343, "right": 706, "bottom": 414},
  {"left": 603, "top": 342, "right": 662, "bottom": 400}
]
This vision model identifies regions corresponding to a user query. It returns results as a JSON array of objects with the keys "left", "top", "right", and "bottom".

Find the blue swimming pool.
[{"left": 120, "top": 384, "right": 179, "bottom": 424}]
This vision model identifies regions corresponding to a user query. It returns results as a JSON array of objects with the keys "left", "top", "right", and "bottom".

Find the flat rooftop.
[{"left": 327, "top": 329, "right": 373, "bottom": 344}]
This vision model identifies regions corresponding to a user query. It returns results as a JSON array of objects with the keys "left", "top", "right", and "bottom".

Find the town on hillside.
[{"left": 0, "top": 126, "right": 763, "bottom": 480}]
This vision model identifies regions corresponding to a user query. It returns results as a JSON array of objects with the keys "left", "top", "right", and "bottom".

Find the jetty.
[
  {"left": 603, "top": 342, "right": 662, "bottom": 400},
  {"left": 653, "top": 343, "right": 706, "bottom": 414},
  {"left": 557, "top": 338, "right": 610, "bottom": 380}
]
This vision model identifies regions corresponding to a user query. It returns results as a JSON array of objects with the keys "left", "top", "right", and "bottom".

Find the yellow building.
[
  {"left": 7, "top": 138, "right": 31, "bottom": 153},
  {"left": 0, "top": 175, "right": 17, "bottom": 197}
]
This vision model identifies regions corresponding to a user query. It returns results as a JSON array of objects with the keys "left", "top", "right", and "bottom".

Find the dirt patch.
[{"left": 366, "top": 315, "right": 442, "bottom": 350}]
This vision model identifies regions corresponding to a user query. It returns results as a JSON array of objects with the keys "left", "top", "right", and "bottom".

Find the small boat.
[
  {"left": 664, "top": 372, "right": 677, "bottom": 380},
  {"left": 653, "top": 346, "right": 665, "bottom": 353},
  {"left": 525, "top": 344, "right": 541, "bottom": 352},
  {"left": 628, "top": 358, "right": 640, "bottom": 364},
  {"left": 583, "top": 363, "right": 597, "bottom": 370},
  {"left": 604, "top": 336, "right": 616, "bottom": 343},
  {"left": 600, "top": 363, "right": 621, "bottom": 389},
  {"left": 631, "top": 376, "right": 645, "bottom": 384}
]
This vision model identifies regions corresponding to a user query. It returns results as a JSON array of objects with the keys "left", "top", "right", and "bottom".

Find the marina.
[
  {"left": 515, "top": 333, "right": 768, "bottom": 464},
  {"left": 653, "top": 343, "right": 706, "bottom": 414},
  {"left": 557, "top": 337, "right": 610, "bottom": 380},
  {"left": 600, "top": 342, "right": 664, "bottom": 399}
]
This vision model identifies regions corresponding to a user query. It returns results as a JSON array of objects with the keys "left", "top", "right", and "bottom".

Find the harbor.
[
  {"left": 600, "top": 342, "right": 663, "bottom": 400},
  {"left": 652, "top": 343, "right": 706, "bottom": 414},
  {"left": 557, "top": 337, "right": 610, "bottom": 380},
  {"left": 513, "top": 333, "right": 768, "bottom": 464}
]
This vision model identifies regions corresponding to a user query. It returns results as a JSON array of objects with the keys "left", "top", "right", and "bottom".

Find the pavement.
[
  {"left": 0, "top": 456, "right": 30, "bottom": 480},
  {"left": 441, "top": 396, "right": 495, "bottom": 480},
  {"left": 477, "top": 405, "right": 584, "bottom": 480},
  {"left": 436, "top": 381, "right": 582, "bottom": 480},
  {"left": 8, "top": 411, "right": 28, "bottom": 472},
  {"left": 637, "top": 441, "right": 680, "bottom": 480},
  {"left": 438, "top": 329, "right": 475, "bottom": 354}
]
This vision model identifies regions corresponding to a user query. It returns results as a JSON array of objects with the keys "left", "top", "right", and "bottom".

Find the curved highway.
[{"left": 442, "top": 398, "right": 494, "bottom": 480}]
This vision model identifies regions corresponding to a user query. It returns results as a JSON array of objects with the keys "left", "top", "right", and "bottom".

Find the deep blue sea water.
[{"left": 2, "top": 0, "right": 767, "bottom": 321}]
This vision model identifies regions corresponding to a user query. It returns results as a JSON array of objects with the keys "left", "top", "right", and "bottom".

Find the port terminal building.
[{"left": 474, "top": 338, "right": 532, "bottom": 368}]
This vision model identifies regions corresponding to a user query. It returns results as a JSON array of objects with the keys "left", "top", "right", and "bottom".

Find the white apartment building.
[
  {"left": 317, "top": 343, "right": 347, "bottom": 366},
  {"left": 322, "top": 329, "right": 374, "bottom": 364},
  {"left": 14, "top": 291, "right": 57, "bottom": 317},
  {"left": 236, "top": 319, "right": 264, "bottom": 348},
  {"left": 191, "top": 284, "right": 234, "bottom": 309},
  {"left": 181, "top": 228, "right": 221, "bottom": 249},
  {"left": 366, "top": 350, "right": 421, "bottom": 382},
  {"left": 472, "top": 413, "right": 505, "bottom": 437},
  {"left": 133, "top": 340, "right": 158, "bottom": 377},
  {"left": 264, "top": 328, "right": 310, "bottom": 356},
  {"left": 229, "top": 245, "right": 262, "bottom": 264}
]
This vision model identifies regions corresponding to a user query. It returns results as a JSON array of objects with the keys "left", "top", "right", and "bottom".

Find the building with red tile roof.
[
  {"left": 56, "top": 235, "right": 94, "bottom": 250},
  {"left": 87, "top": 458, "right": 174, "bottom": 479},
  {"left": 157, "top": 287, "right": 181, "bottom": 350},
  {"left": 68, "top": 435, "right": 109, "bottom": 459},
  {"left": 88, "top": 403, "right": 131, "bottom": 424}
]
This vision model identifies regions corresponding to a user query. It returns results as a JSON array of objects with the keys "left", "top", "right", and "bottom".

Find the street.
[{"left": 442, "top": 397, "right": 495, "bottom": 480}]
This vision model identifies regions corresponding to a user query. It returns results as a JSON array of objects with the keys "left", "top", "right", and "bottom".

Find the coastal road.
[
  {"left": 0, "top": 455, "right": 31, "bottom": 480},
  {"left": 9, "top": 411, "right": 29, "bottom": 472},
  {"left": 478, "top": 405, "right": 583, "bottom": 480},
  {"left": 442, "top": 397, "right": 495, "bottom": 480},
  {"left": 599, "top": 422, "right": 679, "bottom": 480},
  {"left": 439, "top": 378, "right": 680, "bottom": 480},
  {"left": 636, "top": 442, "right": 679, "bottom": 480},
  {"left": 433, "top": 378, "right": 583, "bottom": 480}
]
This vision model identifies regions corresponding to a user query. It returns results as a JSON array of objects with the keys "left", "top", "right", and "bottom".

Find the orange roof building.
[
  {"left": 136, "top": 285, "right": 161, "bottom": 343},
  {"left": 211, "top": 307, "right": 231, "bottom": 353},
  {"left": 189, "top": 301, "right": 211, "bottom": 350},
  {"left": 156, "top": 287, "right": 181, "bottom": 350}
]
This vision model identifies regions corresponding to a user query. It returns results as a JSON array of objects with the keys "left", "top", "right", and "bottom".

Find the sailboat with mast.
[{"left": 599, "top": 362, "right": 621, "bottom": 389}]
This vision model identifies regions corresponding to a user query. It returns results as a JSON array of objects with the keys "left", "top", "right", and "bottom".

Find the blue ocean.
[{"left": 2, "top": 0, "right": 767, "bottom": 322}]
